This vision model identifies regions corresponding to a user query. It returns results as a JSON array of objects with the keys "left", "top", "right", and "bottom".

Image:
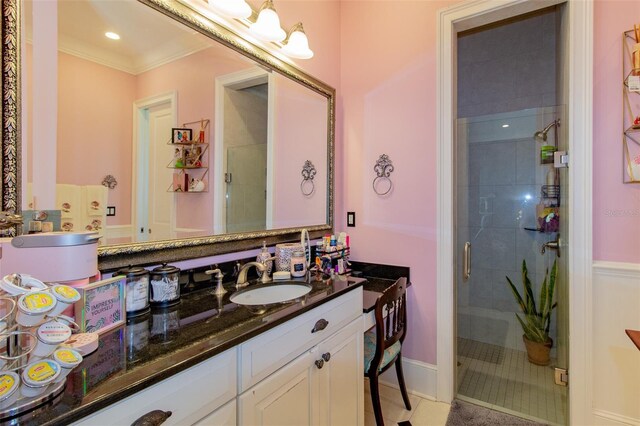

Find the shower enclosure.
[{"left": 455, "top": 107, "right": 567, "bottom": 424}]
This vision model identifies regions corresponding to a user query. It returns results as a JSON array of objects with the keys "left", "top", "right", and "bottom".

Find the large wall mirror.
[{"left": 2, "top": 0, "right": 334, "bottom": 268}]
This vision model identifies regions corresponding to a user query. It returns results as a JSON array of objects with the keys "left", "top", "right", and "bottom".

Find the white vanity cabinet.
[
  {"left": 73, "top": 348, "right": 237, "bottom": 426},
  {"left": 72, "top": 287, "right": 364, "bottom": 426},
  {"left": 238, "top": 288, "right": 364, "bottom": 426}
]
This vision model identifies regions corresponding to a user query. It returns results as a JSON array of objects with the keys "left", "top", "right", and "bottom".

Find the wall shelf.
[
  {"left": 167, "top": 119, "right": 210, "bottom": 192},
  {"left": 623, "top": 30, "right": 640, "bottom": 183}
]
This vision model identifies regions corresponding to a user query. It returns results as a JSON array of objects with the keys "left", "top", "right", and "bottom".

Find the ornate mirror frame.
[{"left": 1, "top": 0, "right": 335, "bottom": 270}]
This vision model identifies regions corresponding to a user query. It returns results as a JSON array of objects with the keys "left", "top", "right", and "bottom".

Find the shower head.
[{"left": 534, "top": 119, "right": 560, "bottom": 142}]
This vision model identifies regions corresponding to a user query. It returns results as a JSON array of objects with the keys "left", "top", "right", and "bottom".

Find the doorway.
[
  {"left": 133, "top": 93, "right": 177, "bottom": 242},
  {"left": 436, "top": 1, "right": 593, "bottom": 425},
  {"left": 454, "top": 9, "right": 567, "bottom": 425},
  {"left": 214, "top": 69, "right": 274, "bottom": 234}
]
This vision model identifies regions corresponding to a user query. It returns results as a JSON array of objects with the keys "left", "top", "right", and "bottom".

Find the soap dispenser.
[{"left": 256, "top": 241, "right": 273, "bottom": 278}]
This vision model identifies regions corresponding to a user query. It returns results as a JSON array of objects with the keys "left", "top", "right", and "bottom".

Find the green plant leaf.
[
  {"left": 521, "top": 260, "right": 538, "bottom": 316},
  {"left": 506, "top": 275, "right": 527, "bottom": 312},
  {"left": 507, "top": 258, "right": 557, "bottom": 344}
]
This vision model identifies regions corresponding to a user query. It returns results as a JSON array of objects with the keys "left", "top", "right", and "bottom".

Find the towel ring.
[
  {"left": 301, "top": 160, "right": 317, "bottom": 196},
  {"left": 373, "top": 154, "right": 394, "bottom": 196},
  {"left": 102, "top": 175, "right": 117, "bottom": 189}
]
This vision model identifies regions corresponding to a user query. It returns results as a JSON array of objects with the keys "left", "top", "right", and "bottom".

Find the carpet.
[{"left": 445, "top": 400, "right": 546, "bottom": 426}]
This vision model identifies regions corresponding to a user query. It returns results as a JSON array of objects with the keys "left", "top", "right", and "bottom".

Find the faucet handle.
[{"left": 205, "top": 266, "right": 224, "bottom": 279}]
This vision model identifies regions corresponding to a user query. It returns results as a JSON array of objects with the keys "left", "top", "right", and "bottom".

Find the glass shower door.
[
  {"left": 225, "top": 144, "right": 267, "bottom": 234},
  {"left": 455, "top": 107, "right": 567, "bottom": 424}
]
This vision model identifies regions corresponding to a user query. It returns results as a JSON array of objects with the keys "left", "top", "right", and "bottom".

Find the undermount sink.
[{"left": 230, "top": 282, "right": 312, "bottom": 306}]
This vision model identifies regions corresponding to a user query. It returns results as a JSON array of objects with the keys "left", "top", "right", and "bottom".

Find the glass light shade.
[
  {"left": 282, "top": 27, "right": 313, "bottom": 59},
  {"left": 209, "top": 0, "right": 252, "bottom": 19},
  {"left": 249, "top": 4, "right": 285, "bottom": 42}
]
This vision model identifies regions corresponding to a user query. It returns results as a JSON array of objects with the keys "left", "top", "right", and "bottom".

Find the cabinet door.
[
  {"left": 318, "top": 317, "right": 364, "bottom": 426},
  {"left": 194, "top": 399, "right": 236, "bottom": 426},
  {"left": 239, "top": 348, "right": 320, "bottom": 426},
  {"left": 74, "top": 348, "right": 237, "bottom": 426}
]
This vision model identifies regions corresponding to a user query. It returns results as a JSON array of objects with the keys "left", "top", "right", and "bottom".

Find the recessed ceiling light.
[
  {"left": 502, "top": 124, "right": 509, "bottom": 128},
  {"left": 105, "top": 32, "right": 120, "bottom": 40}
]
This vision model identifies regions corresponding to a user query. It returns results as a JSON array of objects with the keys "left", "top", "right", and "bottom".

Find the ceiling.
[{"left": 25, "top": 0, "right": 215, "bottom": 75}]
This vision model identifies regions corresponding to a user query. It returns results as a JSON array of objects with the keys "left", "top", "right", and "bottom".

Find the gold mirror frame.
[{"left": 1, "top": 0, "right": 335, "bottom": 270}]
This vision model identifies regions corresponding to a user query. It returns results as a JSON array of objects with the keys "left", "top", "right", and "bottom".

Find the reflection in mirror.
[{"left": 21, "top": 0, "right": 330, "bottom": 247}]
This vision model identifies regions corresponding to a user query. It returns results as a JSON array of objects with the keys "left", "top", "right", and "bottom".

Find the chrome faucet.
[{"left": 236, "top": 260, "right": 273, "bottom": 287}]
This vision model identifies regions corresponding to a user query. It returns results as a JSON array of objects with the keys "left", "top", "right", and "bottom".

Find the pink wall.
[
  {"left": 272, "top": 74, "right": 328, "bottom": 228},
  {"left": 593, "top": 0, "right": 640, "bottom": 263},
  {"left": 340, "top": 0, "right": 456, "bottom": 364},
  {"left": 57, "top": 52, "right": 135, "bottom": 225}
]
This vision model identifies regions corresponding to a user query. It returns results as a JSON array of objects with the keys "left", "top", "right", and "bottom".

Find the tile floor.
[
  {"left": 457, "top": 337, "right": 567, "bottom": 425},
  {"left": 363, "top": 379, "right": 451, "bottom": 426}
]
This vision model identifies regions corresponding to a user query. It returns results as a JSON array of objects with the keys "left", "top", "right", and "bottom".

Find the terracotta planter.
[{"left": 522, "top": 335, "right": 553, "bottom": 366}]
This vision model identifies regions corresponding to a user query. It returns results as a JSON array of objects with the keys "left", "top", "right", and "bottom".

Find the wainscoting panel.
[{"left": 592, "top": 261, "right": 640, "bottom": 425}]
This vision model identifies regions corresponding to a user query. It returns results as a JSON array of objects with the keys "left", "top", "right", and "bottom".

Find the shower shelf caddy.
[{"left": 623, "top": 29, "right": 640, "bottom": 183}]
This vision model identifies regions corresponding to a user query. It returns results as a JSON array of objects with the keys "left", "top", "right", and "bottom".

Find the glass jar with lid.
[{"left": 116, "top": 266, "right": 150, "bottom": 317}]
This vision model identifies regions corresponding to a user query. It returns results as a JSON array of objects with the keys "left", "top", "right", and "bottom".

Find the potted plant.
[{"left": 506, "top": 259, "right": 557, "bottom": 365}]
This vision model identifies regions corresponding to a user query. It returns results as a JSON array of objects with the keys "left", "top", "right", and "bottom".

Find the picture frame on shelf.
[
  {"left": 171, "top": 128, "right": 192, "bottom": 144},
  {"left": 74, "top": 276, "right": 126, "bottom": 334}
]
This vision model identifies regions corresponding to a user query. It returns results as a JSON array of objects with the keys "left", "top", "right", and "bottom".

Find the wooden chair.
[{"left": 364, "top": 277, "right": 411, "bottom": 426}]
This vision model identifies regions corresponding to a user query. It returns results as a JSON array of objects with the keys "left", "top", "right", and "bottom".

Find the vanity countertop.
[{"left": 17, "top": 274, "right": 364, "bottom": 426}]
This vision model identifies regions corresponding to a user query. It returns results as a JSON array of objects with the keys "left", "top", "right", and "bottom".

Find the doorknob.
[{"left": 541, "top": 234, "right": 561, "bottom": 257}]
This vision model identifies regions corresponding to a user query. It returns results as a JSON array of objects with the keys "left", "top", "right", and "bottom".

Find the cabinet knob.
[
  {"left": 322, "top": 352, "right": 331, "bottom": 362},
  {"left": 311, "top": 318, "right": 329, "bottom": 333},
  {"left": 315, "top": 359, "right": 324, "bottom": 369},
  {"left": 131, "top": 410, "right": 172, "bottom": 426}
]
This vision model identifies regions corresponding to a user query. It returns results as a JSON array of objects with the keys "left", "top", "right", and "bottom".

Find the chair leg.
[
  {"left": 369, "top": 374, "right": 385, "bottom": 426},
  {"left": 395, "top": 356, "right": 412, "bottom": 411}
]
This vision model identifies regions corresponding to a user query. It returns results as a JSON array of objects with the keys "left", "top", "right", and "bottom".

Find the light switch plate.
[
  {"left": 347, "top": 212, "right": 356, "bottom": 227},
  {"left": 107, "top": 206, "right": 116, "bottom": 217}
]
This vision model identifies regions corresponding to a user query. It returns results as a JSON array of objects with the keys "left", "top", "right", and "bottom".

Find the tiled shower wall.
[
  {"left": 456, "top": 8, "right": 559, "bottom": 353},
  {"left": 457, "top": 8, "right": 558, "bottom": 119},
  {"left": 456, "top": 110, "right": 559, "bottom": 353}
]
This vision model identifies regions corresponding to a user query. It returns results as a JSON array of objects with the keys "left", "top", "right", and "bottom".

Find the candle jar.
[
  {"left": 290, "top": 251, "right": 307, "bottom": 278},
  {"left": 116, "top": 266, "right": 150, "bottom": 317}
]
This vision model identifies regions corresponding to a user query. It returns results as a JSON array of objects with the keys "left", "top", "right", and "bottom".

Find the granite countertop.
[
  {"left": 17, "top": 274, "right": 364, "bottom": 425},
  {"left": 350, "top": 261, "right": 411, "bottom": 313}
]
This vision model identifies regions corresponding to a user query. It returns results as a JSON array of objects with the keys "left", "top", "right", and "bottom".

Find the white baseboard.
[
  {"left": 377, "top": 357, "right": 437, "bottom": 400},
  {"left": 592, "top": 409, "right": 640, "bottom": 426}
]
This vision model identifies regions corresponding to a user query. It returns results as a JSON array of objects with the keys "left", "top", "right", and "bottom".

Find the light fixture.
[
  {"left": 249, "top": 0, "right": 286, "bottom": 43},
  {"left": 282, "top": 22, "right": 313, "bottom": 59},
  {"left": 105, "top": 31, "right": 120, "bottom": 40},
  {"left": 208, "top": 0, "right": 251, "bottom": 19},
  {"left": 502, "top": 124, "right": 509, "bottom": 128}
]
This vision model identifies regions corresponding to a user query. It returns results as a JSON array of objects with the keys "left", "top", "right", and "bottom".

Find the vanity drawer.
[
  {"left": 239, "top": 287, "right": 362, "bottom": 391},
  {"left": 74, "top": 348, "right": 237, "bottom": 426}
]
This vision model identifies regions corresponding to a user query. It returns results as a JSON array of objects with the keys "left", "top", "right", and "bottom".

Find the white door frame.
[
  {"left": 214, "top": 69, "right": 275, "bottom": 234},
  {"left": 132, "top": 91, "right": 178, "bottom": 241},
  {"left": 435, "top": 1, "right": 593, "bottom": 424}
]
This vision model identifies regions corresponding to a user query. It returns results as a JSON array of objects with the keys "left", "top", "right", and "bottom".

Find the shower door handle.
[{"left": 463, "top": 242, "right": 471, "bottom": 281}]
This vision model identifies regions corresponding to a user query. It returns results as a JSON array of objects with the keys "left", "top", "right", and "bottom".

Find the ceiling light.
[
  {"left": 105, "top": 32, "right": 120, "bottom": 40},
  {"left": 282, "top": 22, "right": 313, "bottom": 59},
  {"left": 249, "top": 0, "right": 285, "bottom": 43},
  {"left": 502, "top": 124, "right": 509, "bottom": 128},
  {"left": 208, "top": 0, "right": 252, "bottom": 19}
]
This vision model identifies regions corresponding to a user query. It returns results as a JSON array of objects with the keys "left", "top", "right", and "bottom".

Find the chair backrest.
[{"left": 373, "top": 277, "right": 408, "bottom": 359}]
